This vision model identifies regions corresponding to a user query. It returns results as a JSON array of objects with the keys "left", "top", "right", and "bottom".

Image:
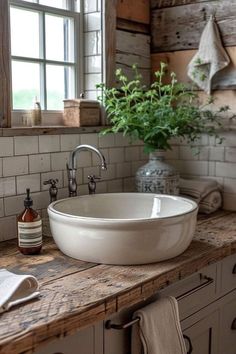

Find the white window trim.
[{"left": 10, "top": 0, "right": 83, "bottom": 127}]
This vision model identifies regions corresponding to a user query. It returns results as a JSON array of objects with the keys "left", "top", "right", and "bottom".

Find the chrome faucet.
[{"left": 67, "top": 144, "right": 107, "bottom": 197}]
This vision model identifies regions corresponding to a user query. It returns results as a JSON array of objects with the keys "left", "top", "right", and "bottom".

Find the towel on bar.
[
  {"left": 187, "top": 15, "right": 230, "bottom": 94},
  {"left": 179, "top": 177, "right": 220, "bottom": 203},
  {"left": 131, "top": 297, "right": 187, "bottom": 354},
  {"left": 0, "top": 269, "right": 40, "bottom": 313},
  {"left": 199, "top": 190, "right": 222, "bottom": 214}
]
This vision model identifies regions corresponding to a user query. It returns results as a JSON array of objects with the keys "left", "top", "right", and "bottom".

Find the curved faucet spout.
[{"left": 67, "top": 144, "right": 107, "bottom": 197}]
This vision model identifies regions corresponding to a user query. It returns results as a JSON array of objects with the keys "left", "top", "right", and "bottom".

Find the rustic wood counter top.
[{"left": 0, "top": 211, "right": 236, "bottom": 354}]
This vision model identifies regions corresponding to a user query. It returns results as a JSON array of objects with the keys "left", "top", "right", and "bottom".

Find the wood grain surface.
[{"left": 0, "top": 211, "right": 236, "bottom": 354}]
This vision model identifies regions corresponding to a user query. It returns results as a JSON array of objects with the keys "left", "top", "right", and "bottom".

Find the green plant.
[{"left": 97, "top": 63, "right": 229, "bottom": 154}]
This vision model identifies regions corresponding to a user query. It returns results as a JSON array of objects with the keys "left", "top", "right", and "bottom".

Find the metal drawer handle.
[
  {"left": 105, "top": 275, "right": 214, "bottom": 331},
  {"left": 231, "top": 318, "right": 236, "bottom": 330},
  {"left": 183, "top": 334, "right": 193, "bottom": 354},
  {"left": 232, "top": 264, "right": 236, "bottom": 274}
]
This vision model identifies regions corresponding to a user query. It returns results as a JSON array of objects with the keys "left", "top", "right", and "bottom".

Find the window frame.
[{"left": 9, "top": 0, "right": 82, "bottom": 125}]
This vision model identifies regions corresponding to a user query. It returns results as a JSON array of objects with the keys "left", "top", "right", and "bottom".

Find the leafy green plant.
[{"left": 97, "top": 63, "right": 229, "bottom": 154}]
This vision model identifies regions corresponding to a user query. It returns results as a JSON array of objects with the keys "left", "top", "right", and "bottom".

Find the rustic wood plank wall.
[
  {"left": 150, "top": 0, "right": 236, "bottom": 107},
  {"left": 116, "top": 0, "right": 151, "bottom": 86}
]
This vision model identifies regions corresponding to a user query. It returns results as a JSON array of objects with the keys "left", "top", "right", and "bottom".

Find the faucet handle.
[
  {"left": 88, "top": 175, "right": 100, "bottom": 195},
  {"left": 43, "top": 179, "right": 58, "bottom": 203}
]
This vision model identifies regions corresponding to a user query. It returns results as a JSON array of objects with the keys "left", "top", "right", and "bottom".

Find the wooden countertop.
[{"left": 0, "top": 211, "right": 236, "bottom": 354}]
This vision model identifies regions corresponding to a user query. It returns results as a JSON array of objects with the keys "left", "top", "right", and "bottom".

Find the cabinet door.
[
  {"left": 219, "top": 291, "right": 236, "bottom": 354},
  {"left": 35, "top": 324, "right": 103, "bottom": 354},
  {"left": 182, "top": 311, "right": 219, "bottom": 354}
]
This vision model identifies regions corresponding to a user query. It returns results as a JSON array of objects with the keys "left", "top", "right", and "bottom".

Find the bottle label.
[{"left": 18, "top": 220, "right": 42, "bottom": 248}]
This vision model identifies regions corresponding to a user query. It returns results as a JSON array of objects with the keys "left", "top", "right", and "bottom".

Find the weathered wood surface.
[
  {"left": 117, "top": 0, "right": 150, "bottom": 24},
  {"left": 117, "top": 18, "right": 150, "bottom": 35},
  {"left": 151, "top": 47, "right": 236, "bottom": 90},
  {"left": 0, "top": 211, "right": 236, "bottom": 354},
  {"left": 105, "top": 0, "right": 117, "bottom": 90},
  {"left": 116, "top": 30, "right": 151, "bottom": 86},
  {"left": 0, "top": 0, "right": 12, "bottom": 127},
  {"left": 151, "top": 0, "right": 236, "bottom": 52},
  {"left": 151, "top": 0, "right": 212, "bottom": 9},
  {"left": 0, "top": 126, "right": 104, "bottom": 137}
]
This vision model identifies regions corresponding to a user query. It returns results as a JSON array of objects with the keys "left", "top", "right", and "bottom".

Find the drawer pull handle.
[
  {"left": 231, "top": 318, "right": 236, "bottom": 330},
  {"left": 232, "top": 264, "right": 236, "bottom": 274},
  {"left": 183, "top": 334, "right": 193, "bottom": 354},
  {"left": 105, "top": 275, "right": 214, "bottom": 331}
]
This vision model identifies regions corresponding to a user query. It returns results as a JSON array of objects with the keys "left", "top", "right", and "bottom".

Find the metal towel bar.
[{"left": 105, "top": 274, "right": 213, "bottom": 331}]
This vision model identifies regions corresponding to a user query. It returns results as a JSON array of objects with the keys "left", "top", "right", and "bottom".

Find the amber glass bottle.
[{"left": 17, "top": 189, "right": 42, "bottom": 255}]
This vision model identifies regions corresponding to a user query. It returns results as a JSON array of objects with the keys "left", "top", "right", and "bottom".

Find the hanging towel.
[
  {"left": 179, "top": 177, "right": 220, "bottom": 203},
  {"left": 187, "top": 15, "right": 230, "bottom": 94},
  {"left": 0, "top": 269, "right": 40, "bottom": 313},
  {"left": 131, "top": 297, "right": 187, "bottom": 354},
  {"left": 199, "top": 190, "right": 222, "bottom": 214}
]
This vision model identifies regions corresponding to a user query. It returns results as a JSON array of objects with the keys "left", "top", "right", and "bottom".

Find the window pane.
[
  {"left": 12, "top": 61, "right": 40, "bottom": 110},
  {"left": 39, "top": 0, "right": 67, "bottom": 10},
  {"left": 46, "top": 65, "right": 74, "bottom": 110},
  {"left": 45, "top": 14, "right": 74, "bottom": 62},
  {"left": 10, "top": 7, "right": 40, "bottom": 58}
]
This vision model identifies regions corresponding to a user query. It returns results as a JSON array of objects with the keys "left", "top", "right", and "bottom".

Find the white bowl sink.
[{"left": 48, "top": 193, "right": 198, "bottom": 265}]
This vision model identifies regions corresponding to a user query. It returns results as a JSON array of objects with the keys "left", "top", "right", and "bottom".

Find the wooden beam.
[
  {"left": 151, "top": 0, "right": 212, "bottom": 10},
  {"left": 0, "top": 0, "right": 12, "bottom": 127},
  {"left": 151, "top": 0, "right": 236, "bottom": 52},
  {"left": 105, "top": 0, "right": 117, "bottom": 89},
  {"left": 117, "top": 0, "right": 150, "bottom": 25},
  {"left": 117, "top": 18, "right": 150, "bottom": 35}
]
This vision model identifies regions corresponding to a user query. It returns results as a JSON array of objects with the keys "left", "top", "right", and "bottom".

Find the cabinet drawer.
[
  {"left": 160, "top": 263, "right": 217, "bottom": 320},
  {"left": 220, "top": 254, "right": 236, "bottom": 295}
]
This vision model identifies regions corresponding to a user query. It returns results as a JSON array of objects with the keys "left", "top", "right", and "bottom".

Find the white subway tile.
[
  {"left": 4, "top": 195, "right": 24, "bottom": 216},
  {"left": 115, "top": 133, "right": 131, "bottom": 147},
  {"left": 0, "top": 137, "right": 14, "bottom": 157},
  {"left": 0, "top": 199, "right": 4, "bottom": 217},
  {"left": 51, "top": 152, "right": 70, "bottom": 171},
  {"left": 208, "top": 162, "right": 216, "bottom": 176},
  {"left": 3, "top": 156, "right": 28, "bottom": 177},
  {"left": 125, "top": 147, "right": 140, "bottom": 161},
  {"left": 198, "top": 147, "right": 209, "bottom": 161},
  {"left": 14, "top": 136, "right": 38, "bottom": 155},
  {"left": 116, "top": 162, "right": 132, "bottom": 178},
  {"left": 131, "top": 161, "right": 145, "bottom": 176},
  {"left": 0, "top": 159, "right": 2, "bottom": 177},
  {"left": 0, "top": 216, "right": 17, "bottom": 241},
  {"left": 109, "top": 148, "right": 125, "bottom": 163},
  {"left": 60, "top": 134, "right": 80, "bottom": 151},
  {"left": 57, "top": 187, "right": 68, "bottom": 200},
  {"left": 223, "top": 178, "right": 236, "bottom": 194},
  {"left": 84, "top": 32, "right": 97, "bottom": 55},
  {"left": 39, "top": 135, "right": 60, "bottom": 153},
  {"left": 95, "top": 181, "right": 107, "bottom": 193},
  {"left": 41, "top": 171, "right": 63, "bottom": 190},
  {"left": 165, "top": 147, "right": 179, "bottom": 160},
  {"left": 76, "top": 151, "right": 92, "bottom": 168},
  {"left": 0, "top": 177, "right": 16, "bottom": 197},
  {"left": 78, "top": 184, "right": 89, "bottom": 196},
  {"left": 32, "top": 191, "right": 50, "bottom": 210},
  {"left": 100, "top": 164, "right": 116, "bottom": 180},
  {"left": 17, "top": 174, "right": 40, "bottom": 194},
  {"left": 29, "top": 154, "right": 50, "bottom": 173},
  {"left": 99, "top": 134, "right": 115, "bottom": 148},
  {"left": 209, "top": 147, "right": 225, "bottom": 161},
  {"left": 123, "top": 177, "right": 136, "bottom": 192},
  {"left": 85, "top": 55, "right": 102, "bottom": 73},
  {"left": 225, "top": 147, "right": 236, "bottom": 162},
  {"left": 179, "top": 146, "right": 199, "bottom": 161},
  {"left": 84, "top": 13, "right": 101, "bottom": 31},
  {"left": 84, "top": 73, "right": 102, "bottom": 90},
  {"left": 80, "top": 133, "right": 98, "bottom": 146},
  {"left": 223, "top": 193, "right": 236, "bottom": 211},
  {"left": 139, "top": 147, "right": 149, "bottom": 161},
  {"left": 107, "top": 179, "right": 123, "bottom": 193},
  {"left": 216, "top": 162, "right": 236, "bottom": 178},
  {"left": 219, "top": 132, "right": 236, "bottom": 147},
  {"left": 171, "top": 160, "right": 208, "bottom": 176}
]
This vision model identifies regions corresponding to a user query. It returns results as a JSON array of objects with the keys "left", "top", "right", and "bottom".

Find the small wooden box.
[{"left": 63, "top": 99, "right": 100, "bottom": 127}]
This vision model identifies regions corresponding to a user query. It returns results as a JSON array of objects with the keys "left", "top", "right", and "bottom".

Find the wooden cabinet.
[{"left": 219, "top": 290, "right": 236, "bottom": 354}]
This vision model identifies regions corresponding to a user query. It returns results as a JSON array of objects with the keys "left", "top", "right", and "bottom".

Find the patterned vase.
[{"left": 135, "top": 150, "right": 179, "bottom": 195}]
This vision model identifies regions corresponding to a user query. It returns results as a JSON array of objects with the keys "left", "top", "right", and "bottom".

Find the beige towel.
[
  {"left": 179, "top": 177, "right": 220, "bottom": 202},
  {"left": 132, "top": 297, "right": 187, "bottom": 354},
  {"left": 188, "top": 15, "right": 230, "bottom": 94},
  {"left": 199, "top": 190, "right": 222, "bottom": 214}
]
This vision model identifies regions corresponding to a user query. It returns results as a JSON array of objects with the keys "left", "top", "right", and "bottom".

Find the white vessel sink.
[{"left": 48, "top": 193, "right": 198, "bottom": 265}]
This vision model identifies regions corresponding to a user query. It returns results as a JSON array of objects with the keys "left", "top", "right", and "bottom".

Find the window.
[{"left": 10, "top": 0, "right": 80, "bottom": 114}]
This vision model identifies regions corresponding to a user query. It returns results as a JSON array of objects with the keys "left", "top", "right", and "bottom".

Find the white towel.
[
  {"left": 199, "top": 190, "right": 222, "bottom": 214},
  {"left": 132, "top": 297, "right": 187, "bottom": 354},
  {"left": 179, "top": 177, "right": 220, "bottom": 202},
  {"left": 0, "top": 269, "right": 40, "bottom": 313},
  {"left": 188, "top": 15, "right": 230, "bottom": 94}
]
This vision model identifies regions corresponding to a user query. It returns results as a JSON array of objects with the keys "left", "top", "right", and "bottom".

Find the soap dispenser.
[{"left": 17, "top": 189, "right": 42, "bottom": 255}]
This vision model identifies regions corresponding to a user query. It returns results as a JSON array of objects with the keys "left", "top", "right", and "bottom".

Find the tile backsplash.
[{"left": 1, "top": 130, "right": 236, "bottom": 242}]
